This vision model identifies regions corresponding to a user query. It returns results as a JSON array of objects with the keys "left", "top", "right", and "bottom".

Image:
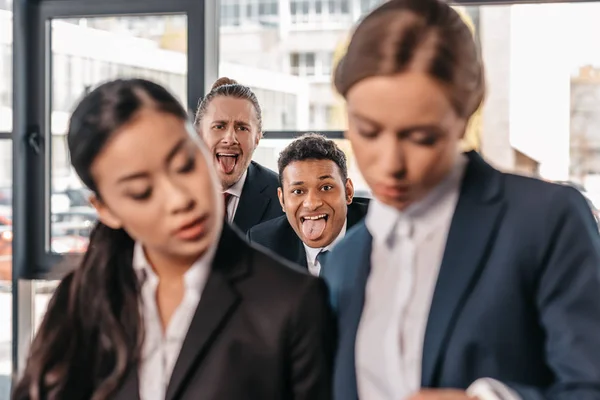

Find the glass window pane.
[
  {"left": 219, "top": 1, "right": 385, "bottom": 195},
  {"left": 469, "top": 2, "right": 600, "bottom": 219},
  {"left": 0, "top": 4, "right": 11, "bottom": 133},
  {"left": 315, "top": 1, "right": 323, "bottom": 14},
  {"left": 49, "top": 15, "right": 188, "bottom": 253},
  {"left": 219, "top": 1, "right": 385, "bottom": 132}
]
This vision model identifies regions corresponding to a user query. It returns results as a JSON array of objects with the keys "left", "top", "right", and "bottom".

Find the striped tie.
[{"left": 223, "top": 192, "right": 232, "bottom": 219}]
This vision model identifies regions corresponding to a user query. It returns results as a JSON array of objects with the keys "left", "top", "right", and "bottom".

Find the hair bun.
[{"left": 211, "top": 77, "right": 238, "bottom": 91}]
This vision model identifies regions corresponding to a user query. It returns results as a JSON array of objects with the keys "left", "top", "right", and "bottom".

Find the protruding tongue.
[
  {"left": 302, "top": 218, "right": 327, "bottom": 241},
  {"left": 218, "top": 156, "right": 237, "bottom": 174}
]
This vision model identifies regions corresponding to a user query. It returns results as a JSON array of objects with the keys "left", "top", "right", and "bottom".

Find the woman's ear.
[
  {"left": 255, "top": 130, "right": 263, "bottom": 146},
  {"left": 89, "top": 194, "right": 123, "bottom": 229}
]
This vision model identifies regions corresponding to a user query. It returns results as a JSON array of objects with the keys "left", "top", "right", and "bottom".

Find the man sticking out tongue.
[
  {"left": 246, "top": 134, "right": 369, "bottom": 277},
  {"left": 195, "top": 77, "right": 283, "bottom": 233},
  {"left": 217, "top": 153, "right": 238, "bottom": 175}
]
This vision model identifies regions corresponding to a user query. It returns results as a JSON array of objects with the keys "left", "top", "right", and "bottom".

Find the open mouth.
[
  {"left": 216, "top": 153, "right": 239, "bottom": 174},
  {"left": 300, "top": 213, "right": 328, "bottom": 241}
]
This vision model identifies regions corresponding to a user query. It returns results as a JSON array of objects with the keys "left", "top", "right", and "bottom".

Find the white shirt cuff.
[{"left": 466, "top": 378, "right": 522, "bottom": 400}]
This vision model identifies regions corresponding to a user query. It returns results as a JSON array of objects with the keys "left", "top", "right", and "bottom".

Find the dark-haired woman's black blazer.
[{"left": 110, "top": 223, "right": 335, "bottom": 400}]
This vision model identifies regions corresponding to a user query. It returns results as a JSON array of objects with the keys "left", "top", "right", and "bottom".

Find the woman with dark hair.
[
  {"left": 12, "top": 79, "right": 334, "bottom": 400},
  {"left": 323, "top": 1, "right": 600, "bottom": 400}
]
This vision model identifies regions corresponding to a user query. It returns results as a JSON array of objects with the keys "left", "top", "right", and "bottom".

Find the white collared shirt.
[
  {"left": 224, "top": 170, "right": 248, "bottom": 223},
  {"left": 356, "top": 154, "right": 520, "bottom": 400},
  {"left": 303, "top": 220, "right": 347, "bottom": 276},
  {"left": 133, "top": 242, "right": 217, "bottom": 400}
]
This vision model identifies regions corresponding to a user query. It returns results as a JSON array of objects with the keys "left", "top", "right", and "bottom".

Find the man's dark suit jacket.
[
  {"left": 109, "top": 224, "right": 335, "bottom": 400},
  {"left": 232, "top": 161, "right": 283, "bottom": 233},
  {"left": 247, "top": 201, "right": 369, "bottom": 269},
  {"left": 322, "top": 151, "right": 600, "bottom": 400}
]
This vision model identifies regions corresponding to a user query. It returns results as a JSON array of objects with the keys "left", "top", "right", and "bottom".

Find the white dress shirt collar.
[
  {"left": 303, "top": 220, "right": 347, "bottom": 264},
  {"left": 303, "top": 220, "right": 347, "bottom": 275},
  {"left": 132, "top": 239, "right": 218, "bottom": 292},
  {"left": 224, "top": 169, "right": 247, "bottom": 199},
  {"left": 132, "top": 239, "right": 219, "bottom": 400}
]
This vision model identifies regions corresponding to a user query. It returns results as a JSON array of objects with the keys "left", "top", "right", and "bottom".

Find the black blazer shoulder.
[
  {"left": 233, "top": 161, "right": 283, "bottom": 234},
  {"left": 247, "top": 214, "right": 306, "bottom": 267}
]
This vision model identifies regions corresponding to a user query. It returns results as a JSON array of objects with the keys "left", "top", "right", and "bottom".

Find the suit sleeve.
[
  {"left": 509, "top": 187, "right": 600, "bottom": 400},
  {"left": 246, "top": 227, "right": 253, "bottom": 243},
  {"left": 287, "top": 277, "right": 336, "bottom": 400}
]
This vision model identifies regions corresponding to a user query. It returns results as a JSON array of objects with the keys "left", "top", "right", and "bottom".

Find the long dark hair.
[
  {"left": 335, "top": 0, "right": 484, "bottom": 120},
  {"left": 12, "top": 79, "right": 188, "bottom": 400}
]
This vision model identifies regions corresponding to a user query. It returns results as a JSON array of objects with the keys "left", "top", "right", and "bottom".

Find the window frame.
[{"left": 13, "top": 0, "right": 213, "bottom": 283}]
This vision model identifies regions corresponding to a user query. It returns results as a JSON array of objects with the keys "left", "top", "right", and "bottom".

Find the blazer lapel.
[
  {"left": 165, "top": 225, "right": 248, "bottom": 400},
  {"left": 111, "top": 365, "right": 141, "bottom": 400},
  {"left": 293, "top": 239, "right": 309, "bottom": 269},
  {"left": 234, "top": 162, "right": 271, "bottom": 232},
  {"left": 329, "top": 223, "right": 372, "bottom": 400},
  {"left": 271, "top": 218, "right": 308, "bottom": 269},
  {"left": 421, "top": 152, "right": 506, "bottom": 388}
]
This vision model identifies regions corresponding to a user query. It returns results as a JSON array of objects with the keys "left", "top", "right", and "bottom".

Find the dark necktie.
[
  {"left": 223, "top": 192, "right": 232, "bottom": 219},
  {"left": 316, "top": 250, "right": 330, "bottom": 275}
]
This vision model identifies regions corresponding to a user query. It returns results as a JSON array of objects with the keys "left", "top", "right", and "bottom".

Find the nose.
[
  {"left": 164, "top": 178, "right": 195, "bottom": 214},
  {"left": 380, "top": 135, "right": 406, "bottom": 179},
  {"left": 221, "top": 125, "right": 239, "bottom": 145},
  {"left": 303, "top": 190, "right": 323, "bottom": 211}
]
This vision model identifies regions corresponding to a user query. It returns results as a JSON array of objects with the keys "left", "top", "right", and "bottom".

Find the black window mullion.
[{"left": 15, "top": 0, "right": 206, "bottom": 280}]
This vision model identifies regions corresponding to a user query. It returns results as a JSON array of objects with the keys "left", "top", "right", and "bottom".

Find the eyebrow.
[
  {"left": 318, "top": 174, "right": 334, "bottom": 180},
  {"left": 352, "top": 111, "right": 443, "bottom": 135},
  {"left": 116, "top": 138, "right": 187, "bottom": 184},
  {"left": 351, "top": 111, "right": 382, "bottom": 128},
  {"left": 398, "top": 125, "right": 444, "bottom": 136},
  {"left": 212, "top": 119, "right": 251, "bottom": 126},
  {"left": 289, "top": 175, "right": 335, "bottom": 186}
]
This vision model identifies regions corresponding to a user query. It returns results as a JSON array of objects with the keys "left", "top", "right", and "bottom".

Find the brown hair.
[
  {"left": 194, "top": 77, "right": 263, "bottom": 131},
  {"left": 334, "top": 0, "right": 484, "bottom": 119}
]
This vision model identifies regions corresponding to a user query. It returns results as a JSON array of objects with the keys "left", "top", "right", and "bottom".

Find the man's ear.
[
  {"left": 345, "top": 178, "right": 354, "bottom": 205},
  {"left": 277, "top": 187, "right": 285, "bottom": 212},
  {"left": 255, "top": 130, "right": 263, "bottom": 146},
  {"left": 89, "top": 194, "right": 123, "bottom": 229}
]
